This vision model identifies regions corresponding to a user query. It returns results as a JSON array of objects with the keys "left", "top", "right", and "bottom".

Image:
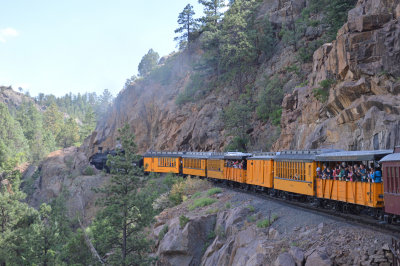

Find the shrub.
[
  {"left": 191, "top": 191, "right": 202, "bottom": 199},
  {"left": 179, "top": 215, "right": 190, "bottom": 228},
  {"left": 206, "top": 188, "right": 222, "bottom": 196},
  {"left": 152, "top": 192, "right": 171, "bottom": 211},
  {"left": 313, "top": 79, "right": 335, "bottom": 103},
  {"left": 163, "top": 173, "right": 183, "bottom": 189},
  {"left": 207, "top": 230, "right": 216, "bottom": 240},
  {"left": 256, "top": 77, "right": 284, "bottom": 123},
  {"left": 257, "top": 214, "right": 278, "bottom": 228},
  {"left": 247, "top": 215, "right": 257, "bottom": 222},
  {"left": 158, "top": 225, "right": 169, "bottom": 240},
  {"left": 82, "top": 166, "right": 95, "bottom": 176},
  {"left": 215, "top": 225, "right": 226, "bottom": 238},
  {"left": 184, "top": 176, "right": 211, "bottom": 195},
  {"left": 225, "top": 202, "right": 231, "bottom": 209},
  {"left": 206, "top": 208, "right": 219, "bottom": 214},
  {"left": 246, "top": 205, "right": 255, "bottom": 212},
  {"left": 169, "top": 181, "right": 185, "bottom": 206},
  {"left": 189, "top": 197, "right": 217, "bottom": 211}
]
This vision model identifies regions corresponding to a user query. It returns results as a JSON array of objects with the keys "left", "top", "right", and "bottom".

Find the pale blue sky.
[{"left": 0, "top": 0, "right": 205, "bottom": 97}]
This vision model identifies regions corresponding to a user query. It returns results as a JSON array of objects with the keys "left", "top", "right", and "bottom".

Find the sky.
[{"left": 0, "top": 0, "right": 206, "bottom": 97}]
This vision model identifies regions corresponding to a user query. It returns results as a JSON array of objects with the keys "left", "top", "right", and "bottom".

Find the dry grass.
[{"left": 183, "top": 176, "right": 212, "bottom": 195}]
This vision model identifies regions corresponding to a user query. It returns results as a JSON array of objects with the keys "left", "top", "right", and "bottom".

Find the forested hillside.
[{"left": 0, "top": 86, "right": 113, "bottom": 170}]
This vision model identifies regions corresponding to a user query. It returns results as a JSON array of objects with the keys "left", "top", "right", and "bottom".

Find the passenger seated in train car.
[
  {"left": 347, "top": 166, "right": 354, "bottom": 181},
  {"left": 340, "top": 165, "right": 349, "bottom": 181},
  {"left": 353, "top": 164, "right": 361, "bottom": 181},
  {"left": 333, "top": 165, "right": 340, "bottom": 180},
  {"left": 322, "top": 164, "right": 333, "bottom": 180},
  {"left": 359, "top": 164, "right": 367, "bottom": 182},
  {"left": 226, "top": 159, "right": 247, "bottom": 170}
]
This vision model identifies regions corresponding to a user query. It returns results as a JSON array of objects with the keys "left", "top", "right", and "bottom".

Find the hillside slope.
[{"left": 87, "top": 0, "right": 400, "bottom": 155}]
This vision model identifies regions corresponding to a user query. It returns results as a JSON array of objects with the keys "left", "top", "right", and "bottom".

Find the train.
[
  {"left": 90, "top": 147, "right": 400, "bottom": 223},
  {"left": 142, "top": 148, "right": 400, "bottom": 224}
]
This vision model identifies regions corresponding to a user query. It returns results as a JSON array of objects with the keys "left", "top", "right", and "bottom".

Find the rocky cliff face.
[
  {"left": 87, "top": 0, "right": 400, "bottom": 154},
  {"left": 26, "top": 147, "right": 108, "bottom": 224},
  {"left": 0, "top": 86, "right": 33, "bottom": 109},
  {"left": 85, "top": 0, "right": 310, "bottom": 155},
  {"left": 274, "top": 0, "right": 400, "bottom": 150}
]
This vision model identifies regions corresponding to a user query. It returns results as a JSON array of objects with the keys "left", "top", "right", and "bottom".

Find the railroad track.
[{"left": 213, "top": 180, "right": 400, "bottom": 238}]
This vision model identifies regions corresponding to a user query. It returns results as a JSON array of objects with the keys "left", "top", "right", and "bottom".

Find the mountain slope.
[{"left": 87, "top": 0, "right": 400, "bottom": 155}]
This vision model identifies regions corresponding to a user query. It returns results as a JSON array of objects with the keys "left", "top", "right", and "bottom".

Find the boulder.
[
  {"left": 274, "top": 252, "right": 296, "bottom": 266},
  {"left": 158, "top": 214, "right": 216, "bottom": 266},
  {"left": 289, "top": 246, "right": 305, "bottom": 266},
  {"left": 246, "top": 253, "right": 267, "bottom": 266},
  {"left": 305, "top": 250, "right": 332, "bottom": 266}
]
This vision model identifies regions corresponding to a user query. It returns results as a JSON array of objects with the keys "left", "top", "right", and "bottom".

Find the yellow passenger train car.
[
  {"left": 247, "top": 153, "right": 275, "bottom": 188},
  {"left": 223, "top": 152, "right": 251, "bottom": 183},
  {"left": 273, "top": 150, "right": 337, "bottom": 196},
  {"left": 143, "top": 151, "right": 183, "bottom": 174},
  {"left": 315, "top": 150, "right": 390, "bottom": 208},
  {"left": 206, "top": 153, "right": 225, "bottom": 180},
  {"left": 181, "top": 152, "right": 209, "bottom": 177}
]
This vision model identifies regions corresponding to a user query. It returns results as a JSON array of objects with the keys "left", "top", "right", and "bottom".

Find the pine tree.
[
  {"left": 174, "top": 4, "right": 199, "bottom": 50},
  {"left": 80, "top": 106, "right": 96, "bottom": 141},
  {"left": 198, "top": 0, "right": 225, "bottom": 30},
  {"left": 93, "top": 124, "right": 152, "bottom": 265},
  {"left": 0, "top": 103, "right": 28, "bottom": 169},
  {"left": 138, "top": 49, "right": 160, "bottom": 77},
  {"left": 57, "top": 117, "right": 80, "bottom": 148},
  {"left": 43, "top": 103, "right": 63, "bottom": 138}
]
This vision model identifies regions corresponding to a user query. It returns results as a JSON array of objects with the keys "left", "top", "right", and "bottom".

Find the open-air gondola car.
[{"left": 315, "top": 150, "right": 391, "bottom": 208}]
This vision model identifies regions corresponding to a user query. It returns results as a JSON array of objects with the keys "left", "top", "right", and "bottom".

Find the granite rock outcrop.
[{"left": 274, "top": 0, "right": 400, "bottom": 150}]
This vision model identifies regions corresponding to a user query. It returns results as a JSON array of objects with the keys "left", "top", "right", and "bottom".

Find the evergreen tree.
[
  {"left": 0, "top": 163, "right": 37, "bottom": 266},
  {"left": 95, "top": 89, "right": 113, "bottom": 118},
  {"left": 43, "top": 103, "right": 63, "bottom": 138},
  {"left": 0, "top": 103, "right": 28, "bottom": 169},
  {"left": 138, "top": 49, "right": 160, "bottom": 77},
  {"left": 57, "top": 117, "right": 80, "bottom": 148},
  {"left": 174, "top": 4, "right": 199, "bottom": 49},
  {"left": 80, "top": 106, "right": 96, "bottom": 141},
  {"left": 198, "top": 0, "right": 225, "bottom": 30},
  {"left": 221, "top": 96, "right": 252, "bottom": 151},
  {"left": 93, "top": 124, "right": 152, "bottom": 265},
  {"left": 218, "top": 0, "right": 261, "bottom": 73}
]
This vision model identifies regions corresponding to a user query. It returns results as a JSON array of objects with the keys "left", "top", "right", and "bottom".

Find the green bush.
[
  {"left": 247, "top": 215, "right": 257, "bottom": 222},
  {"left": 82, "top": 166, "right": 95, "bottom": 176},
  {"left": 179, "top": 215, "right": 190, "bottom": 228},
  {"left": 189, "top": 197, "right": 217, "bottom": 211},
  {"left": 158, "top": 225, "right": 169, "bottom": 240},
  {"left": 257, "top": 214, "right": 278, "bottom": 228},
  {"left": 256, "top": 77, "right": 284, "bottom": 123},
  {"left": 313, "top": 79, "right": 335, "bottom": 103},
  {"left": 207, "top": 230, "right": 216, "bottom": 240},
  {"left": 246, "top": 205, "right": 255, "bottom": 212},
  {"left": 191, "top": 191, "right": 202, "bottom": 199},
  {"left": 163, "top": 173, "right": 183, "bottom": 189},
  {"left": 206, "top": 188, "right": 222, "bottom": 196}
]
